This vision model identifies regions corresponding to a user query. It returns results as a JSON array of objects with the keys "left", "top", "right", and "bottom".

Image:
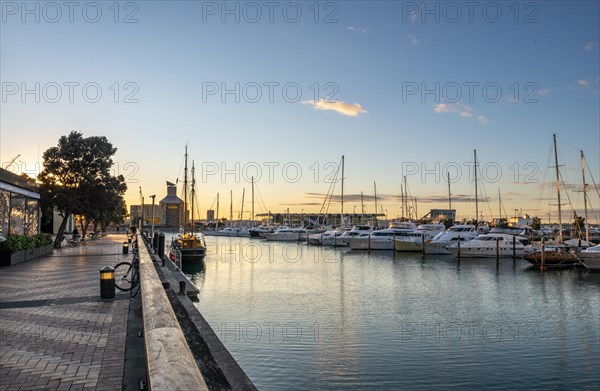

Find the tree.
[
  {"left": 531, "top": 216, "right": 541, "bottom": 230},
  {"left": 38, "top": 131, "right": 127, "bottom": 248}
]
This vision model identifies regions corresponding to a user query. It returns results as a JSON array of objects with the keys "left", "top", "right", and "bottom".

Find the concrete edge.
[{"left": 138, "top": 236, "right": 209, "bottom": 391}]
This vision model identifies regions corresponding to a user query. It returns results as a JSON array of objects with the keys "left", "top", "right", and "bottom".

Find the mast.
[
  {"left": 374, "top": 182, "right": 378, "bottom": 228},
  {"left": 553, "top": 134, "right": 563, "bottom": 242},
  {"left": 403, "top": 176, "right": 408, "bottom": 219},
  {"left": 216, "top": 193, "right": 220, "bottom": 229},
  {"left": 240, "top": 188, "right": 245, "bottom": 226},
  {"left": 229, "top": 190, "right": 233, "bottom": 225},
  {"left": 581, "top": 150, "right": 590, "bottom": 242},
  {"left": 183, "top": 145, "right": 188, "bottom": 234},
  {"left": 191, "top": 160, "right": 195, "bottom": 235},
  {"left": 447, "top": 171, "right": 452, "bottom": 210},
  {"left": 498, "top": 189, "right": 502, "bottom": 221},
  {"left": 474, "top": 149, "right": 479, "bottom": 226},
  {"left": 360, "top": 191, "right": 364, "bottom": 223},
  {"left": 400, "top": 184, "right": 404, "bottom": 219},
  {"left": 341, "top": 155, "right": 345, "bottom": 224},
  {"left": 251, "top": 176, "right": 255, "bottom": 225}
]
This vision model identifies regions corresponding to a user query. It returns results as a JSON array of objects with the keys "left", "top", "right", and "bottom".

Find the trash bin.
[
  {"left": 100, "top": 266, "right": 115, "bottom": 299},
  {"left": 122, "top": 242, "right": 129, "bottom": 254}
]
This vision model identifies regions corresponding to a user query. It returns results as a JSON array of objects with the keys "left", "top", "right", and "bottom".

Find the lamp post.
[{"left": 150, "top": 195, "right": 156, "bottom": 245}]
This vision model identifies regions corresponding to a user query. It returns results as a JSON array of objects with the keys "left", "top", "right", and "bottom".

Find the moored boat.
[
  {"left": 576, "top": 244, "right": 600, "bottom": 271},
  {"left": 447, "top": 233, "right": 526, "bottom": 258}
]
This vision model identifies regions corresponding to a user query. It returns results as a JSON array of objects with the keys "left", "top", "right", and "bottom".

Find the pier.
[{"left": 0, "top": 234, "right": 255, "bottom": 391}]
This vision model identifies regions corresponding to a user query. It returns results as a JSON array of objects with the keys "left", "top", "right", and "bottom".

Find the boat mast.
[
  {"left": 553, "top": 134, "right": 563, "bottom": 242},
  {"left": 447, "top": 171, "right": 452, "bottom": 210},
  {"left": 216, "top": 193, "right": 220, "bottom": 229},
  {"left": 360, "top": 191, "right": 364, "bottom": 223},
  {"left": 341, "top": 155, "right": 345, "bottom": 226},
  {"left": 374, "top": 181, "right": 378, "bottom": 228},
  {"left": 183, "top": 145, "right": 188, "bottom": 235},
  {"left": 240, "top": 188, "right": 245, "bottom": 226},
  {"left": 403, "top": 176, "right": 408, "bottom": 220},
  {"left": 251, "top": 176, "right": 255, "bottom": 226},
  {"left": 498, "top": 189, "right": 502, "bottom": 221},
  {"left": 229, "top": 190, "right": 233, "bottom": 225},
  {"left": 474, "top": 149, "right": 479, "bottom": 226},
  {"left": 191, "top": 160, "right": 195, "bottom": 235},
  {"left": 581, "top": 150, "right": 590, "bottom": 242}
]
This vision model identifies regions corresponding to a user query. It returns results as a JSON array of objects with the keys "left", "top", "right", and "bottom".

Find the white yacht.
[
  {"left": 262, "top": 227, "right": 308, "bottom": 241},
  {"left": 447, "top": 233, "right": 526, "bottom": 258},
  {"left": 204, "top": 227, "right": 249, "bottom": 237},
  {"left": 249, "top": 225, "right": 277, "bottom": 238},
  {"left": 425, "top": 224, "right": 478, "bottom": 254},
  {"left": 394, "top": 223, "right": 447, "bottom": 252},
  {"left": 336, "top": 225, "right": 373, "bottom": 246},
  {"left": 307, "top": 227, "right": 351, "bottom": 246},
  {"left": 346, "top": 222, "right": 418, "bottom": 250},
  {"left": 577, "top": 244, "right": 600, "bottom": 271}
]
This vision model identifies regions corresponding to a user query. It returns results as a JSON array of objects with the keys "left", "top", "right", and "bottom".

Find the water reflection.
[{"left": 194, "top": 237, "right": 599, "bottom": 391}]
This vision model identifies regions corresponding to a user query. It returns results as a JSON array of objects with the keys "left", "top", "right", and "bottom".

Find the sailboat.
[
  {"left": 522, "top": 134, "right": 580, "bottom": 268},
  {"left": 168, "top": 146, "right": 207, "bottom": 274}
]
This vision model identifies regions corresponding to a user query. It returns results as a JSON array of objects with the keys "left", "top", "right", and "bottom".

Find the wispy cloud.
[
  {"left": 538, "top": 88, "right": 551, "bottom": 96},
  {"left": 434, "top": 103, "right": 488, "bottom": 125},
  {"left": 304, "top": 192, "right": 493, "bottom": 204},
  {"left": 347, "top": 26, "right": 367, "bottom": 33},
  {"left": 408, "top": 34, "right": 421, "bottom": 45},
  {"left": 578, "top": 79, "right": 590, "bottom": 87},
  {"left": 584, "top": 42, "right": 595, "bottom": 52},
  {"left": 302, "top": 99, "right": 368, "bottom": 117}
]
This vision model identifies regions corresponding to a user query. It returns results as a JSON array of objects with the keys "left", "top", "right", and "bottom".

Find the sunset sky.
[{"left": 2, "top": 1, "right": 599, "bottom": 223}]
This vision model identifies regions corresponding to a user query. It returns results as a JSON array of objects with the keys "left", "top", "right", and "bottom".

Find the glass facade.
[{"left": 0, "top": 186, "right": 40, "bottom": 237}]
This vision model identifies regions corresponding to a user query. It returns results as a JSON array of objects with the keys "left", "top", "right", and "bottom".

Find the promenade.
[{"left": 0, "top": 235, "right": 132, "bottom": 391}]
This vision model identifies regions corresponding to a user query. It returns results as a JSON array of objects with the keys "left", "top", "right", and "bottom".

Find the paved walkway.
[{"left": 0, "top": 235, "right": 132, "bottom": 391}]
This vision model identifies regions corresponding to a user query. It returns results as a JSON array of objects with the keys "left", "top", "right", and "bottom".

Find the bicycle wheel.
[
  {"left": 114, "top": 262, "right": 134, "bottom": 291},
  {"left": 130, "top": 267, "right": 140, "bottom": 298}
]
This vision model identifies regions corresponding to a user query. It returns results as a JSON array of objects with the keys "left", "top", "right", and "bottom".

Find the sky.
[{"left": 1, "top": 0, "right": 599, "bottom": 223}]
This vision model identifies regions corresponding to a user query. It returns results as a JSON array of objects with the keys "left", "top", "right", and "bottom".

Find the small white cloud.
[
  {"left": 303, "top": 99, "right": 368, "bottom": 117},
  {"left": 347, "top": 26, "right": 367, "bottom": 33},
  {"left": 434, "top": 103, "right": 486, "bottom": 125},
  {"left": 538, "top": 88, "right": 551, "bottom": 96},
  {"left": 408, "top": 34, "right": 421, "bottom": 45},
  {"left": 578, "top": 79, "right": 590, "bottom": 87},
  {"left": 584, "top": 42, "right": 595, "bottom": 52}
]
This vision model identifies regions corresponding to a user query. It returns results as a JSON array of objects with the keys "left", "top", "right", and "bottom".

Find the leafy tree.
[
  {"left": 38, "top": 131, "right": 127, "bottom": 248},
  {"left": 531, "top": 216, "right": 541, "bottom": 230}
]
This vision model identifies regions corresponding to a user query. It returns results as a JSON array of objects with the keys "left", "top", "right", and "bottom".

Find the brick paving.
[{"left": 0, "top": 235, "right": 132, "bottom": 391}]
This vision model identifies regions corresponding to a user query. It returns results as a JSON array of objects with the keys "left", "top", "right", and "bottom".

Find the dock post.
[
  {"left": 512, "top": 236, "right": 516, "bottom": 258},
  {"left": 421, "top": 234, "right": 426, "bottom": 259},
  {"left": 496, "top": 237, "right": 500, "bottom": 265},
  {"left": 541, "top": 239, "right": 546, "bottom": 271},
  {"left": 368, "top": 234, "right": 371, "bottom": 253},
  {"left": 457, "top": 236, "right": 461, "bottom": 259},
  {"left": 393, "top": 234, "right": 396, "bottom": 258}
]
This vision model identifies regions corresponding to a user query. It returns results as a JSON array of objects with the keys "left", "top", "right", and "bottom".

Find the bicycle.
[{"left": 114, "top": 249, "right": 140, "bottom": 297}]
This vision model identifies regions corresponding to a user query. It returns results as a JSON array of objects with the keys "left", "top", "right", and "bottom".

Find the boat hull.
[
  {"left": 447, "top": 246, "right": 524, "bottom": 258},
  {"left": 394, "top": 240, "right": 423, "bottom": 252},
  {"left": 580, "top": 256, "right": 600, "bottom": 271},
  {"left": 425, "top": 242, "right": 453, "bottom": 255},
  {"left": 347, "top": 238, "right": 394, "bottom": 250}
]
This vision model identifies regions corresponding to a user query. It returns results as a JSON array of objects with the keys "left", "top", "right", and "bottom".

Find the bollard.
[
  {"left": 153, "top": 232, "right": 159, "bottom": 253},
  {"left": 179, "top": 280, "right": 186, "bottom": 295},
  {"left": 122, "top": 242, "right": 129, "bottom": 254},
  {"left": 457, "top": 236, "right": 461, "bottom": 259},
  {"left": 421, "top": 234, "right": 426, "bottom": 258},
  {"left": 540, "top": 239, "right": 546, "bottom": 271},
  {"left": 100, "top": 266, "right": 115, "bottom": 299},
  {"left": 512, "top": 236, "right": 516, "bottom": 258},
  {"left": 158, "top": 233, "right": 165, "bottom": 260}
]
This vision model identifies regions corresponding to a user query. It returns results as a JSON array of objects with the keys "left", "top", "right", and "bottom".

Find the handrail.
[{"left": 137, "top": 235, "right": 208, "bottom": 391}]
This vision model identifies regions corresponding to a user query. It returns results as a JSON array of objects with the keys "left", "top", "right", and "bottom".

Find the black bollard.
[
  {"left": 122, "top": 242, "right": 129, "bottom": 254},
  {"left": 158, "top": 233, "right": 165, "bottom": 260},
  {"left": 100, "top": 266, "right": 115, "bottom": 299},
  {"left": 179, "top": 280, "right": 186, "bottom": 295},
  {"left": 153, "top": 232, "right": 159, "bottom": 253}
]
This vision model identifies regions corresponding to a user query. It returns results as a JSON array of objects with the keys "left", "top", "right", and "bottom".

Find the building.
[
  {"left": 160, "top": 181, "right": 184, "bottom": 228},
  {"left": 428, "top": 209, "right": 456, "bottom": 224},
  {"left": 0, "top": 168, "right": 40, "bottom": 237},
  {"left": 206, "top": 210, "right": 215, "bottom": 222}
]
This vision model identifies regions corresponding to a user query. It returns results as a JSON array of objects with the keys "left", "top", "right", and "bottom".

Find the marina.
[{"left": 192, "top": 237, "right": 600, "bottom": 391}]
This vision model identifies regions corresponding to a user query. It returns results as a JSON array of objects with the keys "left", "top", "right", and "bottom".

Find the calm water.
[{"left": 192, "top": 237, "right": 600, "bottom": 390}]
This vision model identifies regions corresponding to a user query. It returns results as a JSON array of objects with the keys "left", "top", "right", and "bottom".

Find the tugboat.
[{"left": 169, "top": 146, "right": 206, "bottom": 274}]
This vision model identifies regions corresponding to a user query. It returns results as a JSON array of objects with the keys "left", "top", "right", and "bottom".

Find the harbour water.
[{"left": 192, "top": 237, "right": 599, "bottom": 390}]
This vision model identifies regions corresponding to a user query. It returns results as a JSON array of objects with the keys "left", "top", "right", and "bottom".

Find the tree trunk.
[{"left": 54, "top": 213, "right": 69, "bottom": 249}]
